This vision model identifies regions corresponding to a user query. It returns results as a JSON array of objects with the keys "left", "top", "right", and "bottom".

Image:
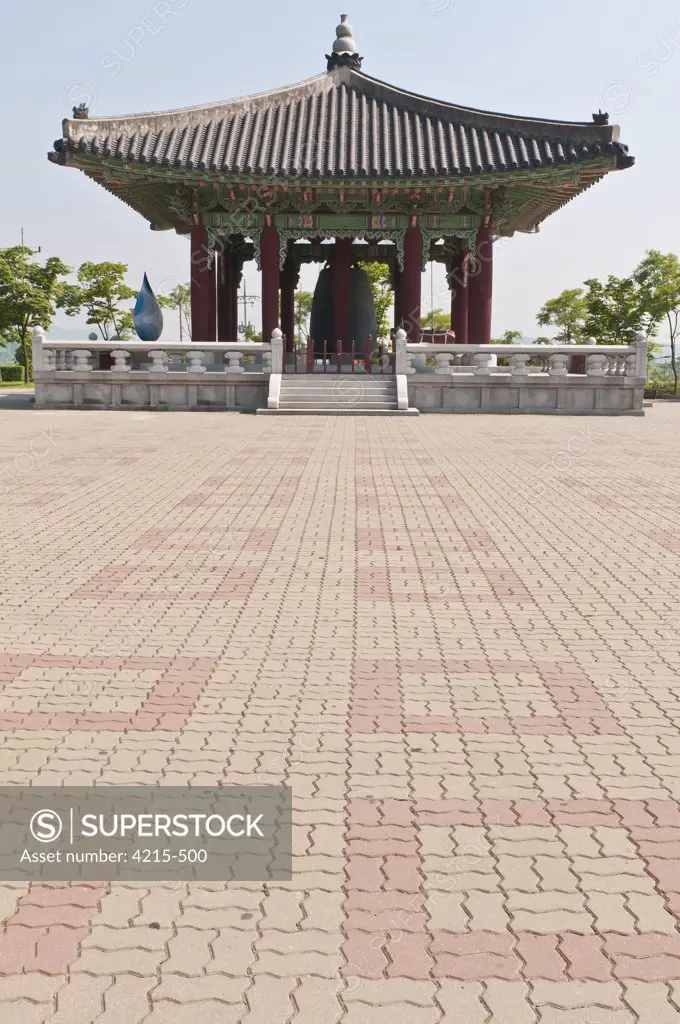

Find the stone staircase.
[{"left": 258, "top": 374, "right": 419, "bottom": 415}]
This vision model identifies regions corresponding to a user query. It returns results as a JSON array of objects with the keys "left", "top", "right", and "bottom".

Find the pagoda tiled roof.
[{"left": 50, "top": 66, "right": 633, "bottom": 179}]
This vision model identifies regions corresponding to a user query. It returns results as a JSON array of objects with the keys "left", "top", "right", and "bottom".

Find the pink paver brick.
[{"left": 3, "top": 408, "right": 680, "bottom": 1021}]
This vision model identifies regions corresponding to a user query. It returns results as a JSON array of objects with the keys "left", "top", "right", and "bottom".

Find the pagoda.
[{"left": 49, "top": 15, "right": 634, "bottom": 351}]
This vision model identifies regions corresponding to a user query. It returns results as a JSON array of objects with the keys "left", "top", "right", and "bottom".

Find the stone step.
[
  {"left": 280, "top": 387, "right": 395, "bottom": 393},
  {"left": 281, "top": 378, "right": 395, "bottom": 384},
  {"left": 280, "top": 390, "right": 396, "bottom": 397},
  {"left": 278, "top": 380, "right": 393, "bottom": 387},
  {"left": 279, "top": 400, "right": 397, "bottom": 407},
  {"left": 278, "top": 403, "right": 399, "bottom": 411},
  {"left": 280, "top": 386, "right": 396, "bottom": 396},
  {"left": 280, "top": 383, "right": 396, "bottom": 391},
  {"left": 257, "top": 408, "right": 419, "bottom": 416},
  {"left": 269, "top": 373, "right": 406, "bottom": 414},
  {"left": 280, "top": 375, "right": 396, "bottom": 383}
]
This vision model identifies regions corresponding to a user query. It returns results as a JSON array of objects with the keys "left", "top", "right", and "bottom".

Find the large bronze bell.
[{"left": 310, "top": 265, "right": 377, "bottom": 356}]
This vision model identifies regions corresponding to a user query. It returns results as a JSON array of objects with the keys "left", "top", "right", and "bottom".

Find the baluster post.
[
  {"left": 435, "top": 351, "right": 453, "bottom": 375},
  {"left": 270, "top": 328, "right": 283, "bottom": 374},
  {"left": 111, "top": 350, "right": 131, "bottom": 372},
  {"left": 149, "top": 350, "right": 168, "bottom": 373},
  {"left": 509, "top": 353, "right": 530, "bottom": 376},
  {"left": 548, "top": 354, "right": 569, "bottom": 376},
  {"left": 634, "top": 332, "right": 647, "bottom": 378},
  {"left": 187, "top": 350, "right": 206, "bottom": 373},
  {"left": 472, "top": 352, "right": 493, "bottom": 376},
  {"left": 73, "top": 348, "right": 93, "bottom": 372},
  {"left": 226, "top": 349, "right": 244, "bottom": 373},
  {"left": 32, "top": 328, "right": 44, "bottom": 373},
  {"left": 586, "top": 353, "right": 607, "bottom": 377},
  {"left": 395, "top": 328, "right": 411, "bottom": 374}
]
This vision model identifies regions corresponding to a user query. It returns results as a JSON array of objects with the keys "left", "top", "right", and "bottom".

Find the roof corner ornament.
[
  {"left": 326, "top": 14, "right": 363, "bottom": 71},
  {"left": 72, "top": 103, "right": 89, "bottom": 119},
  {"left": 592, "top": 109, "right": 609, "bottom": 125}
]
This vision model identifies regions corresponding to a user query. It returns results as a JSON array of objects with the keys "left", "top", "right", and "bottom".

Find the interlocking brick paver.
[
  {"left": 3, "top": 409, "right": 680, "bottom": 1020},
  {"left": 0, "top": 1004, "right": 52, "bottom": 1024},
  {"left": 435, "top": 980, "right": 488, "bottom": 1021},
  {"left": 52, "top": 975, "right": 110, "bottom": 1024},
  {"left": 144, "top": 1002, "right": 244, "bottom": 1024},
  {"left": 291, "top": 977, "right": 344, "bottom": 1024},
  {"left": 241, "top": 976, "right": 296, "bottom": 1021},
  {"left": 623, "top": 981, "right": 680, "bottom": 1023}
]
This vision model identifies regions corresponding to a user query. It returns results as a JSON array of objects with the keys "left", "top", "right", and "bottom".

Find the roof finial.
[{"left": 326, "top": 14, "right": 363, "bottom": 71}]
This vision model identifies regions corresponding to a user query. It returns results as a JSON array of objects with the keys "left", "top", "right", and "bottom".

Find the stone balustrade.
[
  {"left": 32, "top": 327, "right": 647, "bottom": 415},
  {"left": 403, "top": 339, "right": 646, "bottom": 378},
  {"left": 399, "top": 332, "right": 647, "bottom": 415},
  {"left": 35, "top": 338, "right": 272, "bottom": 375},
  {"left": 32, "top": 330, "right": 275, "bottom": 411}
]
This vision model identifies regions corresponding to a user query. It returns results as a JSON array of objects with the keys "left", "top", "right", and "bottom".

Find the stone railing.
[
  {"left": 396, "top": 331, "right": 647, "bottom": 415},
  {"left": 401, "top": 337, "right": 646, "bottom": 378},
  {"left": 33, "top": 329, "right": 278, "bottom": 411},
  {"left": 34, "top": 334, "right": 273, "bottom": 374}
]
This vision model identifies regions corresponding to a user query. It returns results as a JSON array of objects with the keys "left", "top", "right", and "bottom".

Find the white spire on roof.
[
  {"left": 326, "top": 14, "right": 363, "bottom": 70},
  {"left": 332, "top": 14, "right": 357, "bottom": 54}
]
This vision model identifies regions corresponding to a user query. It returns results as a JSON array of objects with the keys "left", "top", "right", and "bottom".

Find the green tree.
[
  {"left": 294, "top": 290, "right": 313, "bottom": 347},
  {"left": 489, "top": 329, "right": 524, "bottom": 367},
  {"left": 158, "top": 283, "right": 191, "bottom": 341},
  {"left": 492, "top": 329, "right": 523, "bottom": 344},
  {"left": 243, "top": 323, "right": 262, "bottom": 343},
  {"left": 581, "top": 275, "right": 655, "bottom": 346},
  {"left": 537, "top": 288, "right": 587, "bottom": 343},
  {"left": 634, "top": 250, "right": 680, "bottom": 392},
  {"left": 358, "top": 261, "right": 392, "bottom": 341},
  {"left": 0, "top": 246, "right": 72, "bottom": 382},
  {"left": 59, "top": 261, "right": 136, "bottom": 340},
  {"left": 422, "top": 308, "right": 451, "bottom": 332}
]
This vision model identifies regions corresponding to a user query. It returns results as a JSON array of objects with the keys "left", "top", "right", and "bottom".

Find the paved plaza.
[{"left": 1, "top": 404, "right": 680, "bottom": 1023}]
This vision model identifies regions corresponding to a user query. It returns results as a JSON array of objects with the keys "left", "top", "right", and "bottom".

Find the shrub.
[
  {"left": 0, "top": 365, "right": 24, "bottom": 383},
  {"left": 646, "top": 363, "right": 678, "bottom": 398}
]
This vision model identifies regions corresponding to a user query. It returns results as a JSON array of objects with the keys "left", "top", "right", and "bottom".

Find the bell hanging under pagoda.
[{"left": 310, "top": 265, "right": 377, "bottom": 356}]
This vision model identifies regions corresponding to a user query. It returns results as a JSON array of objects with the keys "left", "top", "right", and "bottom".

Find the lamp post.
[{"left": 239, "top": 279, "right": 259, "bottom": 340}]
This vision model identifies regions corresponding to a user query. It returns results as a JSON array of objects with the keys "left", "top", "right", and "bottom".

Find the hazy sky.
[{"left": 3, "top": 0, "right": 679, "bottom": 339}]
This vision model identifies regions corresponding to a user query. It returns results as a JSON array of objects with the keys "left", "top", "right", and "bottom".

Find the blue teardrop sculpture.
[{"left": 134, "top": 273, "right": 163, "bottom": 341}]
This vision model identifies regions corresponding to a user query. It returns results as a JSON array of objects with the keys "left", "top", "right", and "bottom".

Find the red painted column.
[
  {"left": 401, "top": 221, "right": 422, "bottom": 342},
  {"left": 392, "top": 267, "right": 403, "bottom": 330},
  {"left": 190, "top": 228, "right": 216, "bottom": 342},
  {"left": 449, "top": 247, "right": 469, "bottom": 345},
  {"left": 281, "top": 250, "right": 296, "bottom": 354},
  {"left": 467, "top": 226, "right": 493, "bottom": 344},
  {"left": 217, "top": 249, "right": 233, "bottom": 341},
  {"left": 230, "top": 257, "right": 241, "bottom": 342},
  {"left": 260, "top": 221, "right": 280, "bottom": 343},
  {"left": 334, "top": 238, "right": 352, "bottom": 348}
]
